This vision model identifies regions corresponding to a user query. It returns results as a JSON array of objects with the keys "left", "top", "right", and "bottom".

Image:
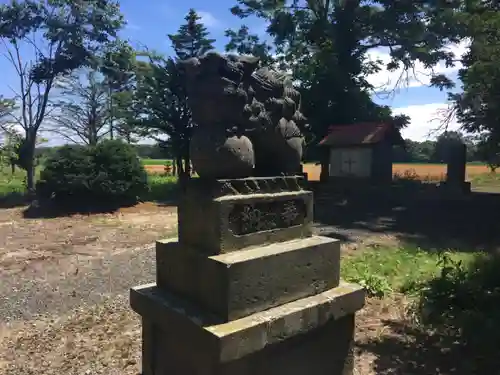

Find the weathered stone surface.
[
  {"left": 178, "top": 179, "right": 313, "bottom": 255},
  {"left": 219, "top": 314, "right": 355, "bottom": 375},
  {"left": 184, "top": 175, "right": 307, "bottom": 198},
  {"left": 190, "top": 128, "right": 255, "bottom": 179},
  {"left": 156, "top": 236, "right": 341, "bottom": 321},
  {"left": 446, "top": 142, "right": 467, "bottom": 184},
  {"left": 179, "top": 52, "right": 309, "bottom": 178},
  {"left": 130, "top": 282, "right": 365, "bottom": 375}
]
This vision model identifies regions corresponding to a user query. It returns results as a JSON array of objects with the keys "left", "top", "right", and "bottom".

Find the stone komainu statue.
[{"left": 179, "top": 52, "right": 308, "bottom": 179}]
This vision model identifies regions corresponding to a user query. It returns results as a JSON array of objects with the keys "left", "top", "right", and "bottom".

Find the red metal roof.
[{"left": 318, "top": 122, "right": 397, "bottom": 146}]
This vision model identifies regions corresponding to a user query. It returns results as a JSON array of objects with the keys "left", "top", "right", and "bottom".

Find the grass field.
[
  {"left": 0, "top": 161, "right": 498, "bottom": 203},
  {"left": 139, "top": 159, "right": 494, "bottom": 182},
  {"left": 140, "top": 158, "right": 172, "bottom": 166},
  {"left": 301, "top": 163, "right": 493, "bottom": 182}
]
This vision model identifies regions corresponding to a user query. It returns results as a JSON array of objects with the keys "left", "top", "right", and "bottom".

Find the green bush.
[{"left": 37, "top": 140, "right": 149, "bottom": 210}]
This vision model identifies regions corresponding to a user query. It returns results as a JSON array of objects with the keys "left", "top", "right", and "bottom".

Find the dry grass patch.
[
  {"left": 0, "top": 203, "right": 177, "bottom": 275},
  {"left": 0, "top": 293, "right": 414, "bottom": 375},
  {"left": 302, "top": 162, "right": 494, "bottom": 182},
  {"left": 0, "top": 296, "right": 141, "bottom": 375}
]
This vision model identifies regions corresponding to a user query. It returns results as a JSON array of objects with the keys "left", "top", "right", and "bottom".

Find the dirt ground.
[
  {"left": 144, "top": 163, "right": 491, "bottom": 181},
  {"left": 0, "top": 202, "right": 177, "bottom": 276},
  {"left": 0, "top": 294, "right": 414, "bottom": 375},
  {"left": 0, "top": 201, "right": 491, "bottom": 374}
]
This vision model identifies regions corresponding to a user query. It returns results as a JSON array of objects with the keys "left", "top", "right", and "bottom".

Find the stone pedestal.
[
  {"left": 441, "top": 143, "right": 471, "bottom": 197},
  {"left": 131, "top": 176, "right": 365, "bottom": 375}
]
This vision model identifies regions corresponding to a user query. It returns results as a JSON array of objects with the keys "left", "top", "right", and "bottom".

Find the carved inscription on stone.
[
  {"left": 219, "top": 177, "right": 304, "bottom": 197},
  {"left": 228, "top": 199, "right": 306, "bottom": 235}
]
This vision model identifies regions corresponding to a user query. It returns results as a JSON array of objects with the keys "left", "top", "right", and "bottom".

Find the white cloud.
[
  {"left": 394, "top": 102, "right": 461, "bottom": 142},
  {"left": 197, "top": 11, "right": 221, "bottom": 28},
  {"left": 366, "top": 40, "right": 469, "bottom": 91}
]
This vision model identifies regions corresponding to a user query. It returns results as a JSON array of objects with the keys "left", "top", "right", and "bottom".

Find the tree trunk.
[
  {"left": 10, "top": 162, "right": 15, "bottom": 175},
  {"left": 176, "top": 158, "right": 183, "bottom": 177},
  {"left": 26, "top": 163, "right": 35, "bottom": 194},
  {"left": 18, "top": 131, "right": 37, "bottom": 193},
  {"left": 183, "top": 156, "right": 191, "bottom": 177}
]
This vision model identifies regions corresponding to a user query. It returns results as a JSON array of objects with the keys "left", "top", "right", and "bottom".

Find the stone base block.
[
  {"left": 439, "top": 181, "right": 472, "bottom": 196},
  {"left": 130, "top": 282, "right": 365, "bottom": 375},
  {"left": 178, "top": 176, "right": 313, "bottom": 255},
  {"left": 156, "top": 236, "right": 341, "bottom": 321}
]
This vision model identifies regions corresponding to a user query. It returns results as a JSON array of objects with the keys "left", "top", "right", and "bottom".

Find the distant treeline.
[
  {"left": 393, "top": 138, "right": 481, "bottom": 164},
  {"left": 34, "top": 135, "right": 484, "bottom": 165},
  {"left": 35, "top": 144, "right": 172, "bottom": 162}
]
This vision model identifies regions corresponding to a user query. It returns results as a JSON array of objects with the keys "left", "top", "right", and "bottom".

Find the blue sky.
[{"left": 0, "top": 0, "right": 468, "bottom": 143}]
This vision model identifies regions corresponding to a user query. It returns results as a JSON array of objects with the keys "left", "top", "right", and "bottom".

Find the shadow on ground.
[
  {"left": 0, "top": 192, "right": 31, "bottom": 209},
  {"left": 21, "top": 200, "right": 138, "bottom": 218},
  {"left": 314, "top": 187, "right": 500, "bottom": 253},
  {"left": 357, "top": 254, "right": 500, "bottom": 374},
  {"left": 20, "top": 186, "right": 180, "bottom": 219},
  {"left": 358, "top": 318, "right": 500, "bottom": 375}
]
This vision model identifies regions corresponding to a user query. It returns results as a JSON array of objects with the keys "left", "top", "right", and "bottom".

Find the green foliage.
[
  {"left": 225, "top": 25, "right": 274, "bottom": 65},
  {"left": 474, "top": 134, "right": 500, "bottom": 172},
  {"left": 37, "top": 140, "right": 149, "bottom": 210},
  {"left": 431, "top": 131, "right": 466, "bottom": 163},
  {"left": 0, "top": 130, "right": 22, "bottom": 167},
  {"left": 226, "top": 0, "right": 458, "bottom": 158},
  {"left": 449, "top": 3, "right": 500, "bottom": 141},
  {"left": 0, "top": 0, "right": 124, "bottom": 82},
  {"left": 0, "top": 96, "right": 15, "bottom": 122},
  {"left": 342, "top": 243, "right": 500, "bottom": 346},
  {"left": 0, "top": 164, "right": 29, "bottom": 197},
  {"left": 0, "top": 0, "right": 125, "bottom": 190},
  {"left": 140, "top": 159, "right": 172, "bottom": 166},
  {"left": 134, "top": 58, "right": 191, "bottom": 164},
  {"left": 413, "top": 252, "right": 500, "bottom": 343},
  {"left": 392, "top": 133, "right": 483, "bottom": 164},
  {"left": 147, "top": 174, "right": 179, "bottom": 202},
  {"left": 99, "top": 39, "right": 139, "bottom": 142},
  {"left": 470, "top": 172, "right": 500, "bottom": 187},
  {"left": 341, "top": 246, "right": 475, "bottom": 298},
  {"left": 168, "top": 9, "right": 215, "bottom": 60},
  {"left": 134, "top": 144, "right": 173, "bottom": 159},
  {"left": 135, "top": 9, "right": 215, "bottom": 177}
]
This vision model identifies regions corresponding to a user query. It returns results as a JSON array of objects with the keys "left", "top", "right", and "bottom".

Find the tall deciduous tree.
[
  {"left": 448, "top": 2, "right": 500, "bottom": 144},
  {"left": 50, "top": 69, "right": 110, "bottom": 146},
  {"left": 227, "top": 0, "right": 461, "bottom": 158},
  {"left": 0, "top": 0, "right": 124, "bottom": 192},
  {"left": 225, "top": 25, "right": 274, "bottom": 65}
]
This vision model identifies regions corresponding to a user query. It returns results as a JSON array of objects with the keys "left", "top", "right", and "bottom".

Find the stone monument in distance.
[{"left": 130, "top": 52, "right": 366, "bottom": 375}]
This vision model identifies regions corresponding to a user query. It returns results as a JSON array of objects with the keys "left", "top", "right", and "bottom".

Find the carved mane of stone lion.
[{"left": 179, "top": 52, "right": 308, "bottom": 178}]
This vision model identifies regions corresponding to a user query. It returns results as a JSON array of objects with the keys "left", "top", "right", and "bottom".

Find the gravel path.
[
  {"left": 0, "top": 244, "right": 156, "bottom": 322},
  {"left": 0, "top": 223, "right": 378, "bottom": 322}
]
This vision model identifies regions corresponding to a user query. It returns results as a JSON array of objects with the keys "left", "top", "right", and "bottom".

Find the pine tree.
[
  {"left": 168, "top": 9, "right": 216, "bottom": 60},
  {"left": 135, "top": 10, "right": 216, "bottom": 179}
]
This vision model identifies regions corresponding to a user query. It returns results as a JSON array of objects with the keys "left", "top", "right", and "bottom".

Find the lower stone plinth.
[
  {"left": 130, "top": 282, "right": 365, "bottom": 375},
  {"left": 439, "top": 181, "right": 472, "bottom": 198},
  {"left": 156, "top": 236, "right": 341, "bottom": 321}
]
